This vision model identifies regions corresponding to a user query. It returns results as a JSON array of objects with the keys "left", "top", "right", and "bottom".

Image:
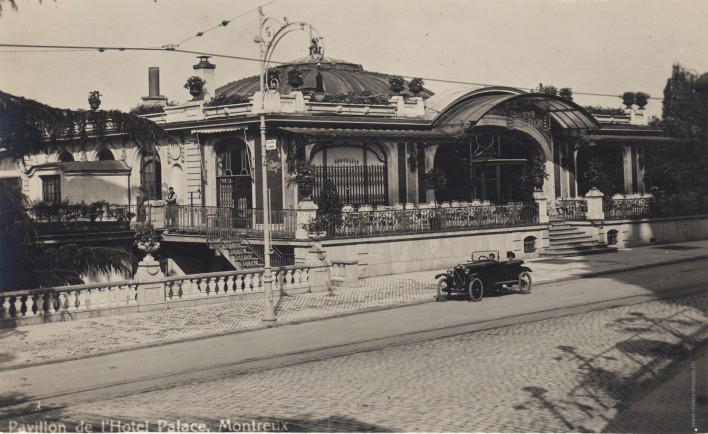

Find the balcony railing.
[
  {"left": 173, "top": 205, "right": 298, "bottom": 238},
  {"left": 604, "top": 194, "right": 708, "bottom": 220},
  {"left": 318, "top": 202, "right": 539, "bottom": 238},
  {"left": 27, "top": 203, "right": 146, "bottom": 234}
]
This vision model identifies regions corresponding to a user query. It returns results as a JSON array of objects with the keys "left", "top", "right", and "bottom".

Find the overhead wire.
[
  {"left": 0, "top": 42, "right": 663, "bottom": 101},
  {"left": 166, "top": 0, "right": 278, "bottom": 49}
]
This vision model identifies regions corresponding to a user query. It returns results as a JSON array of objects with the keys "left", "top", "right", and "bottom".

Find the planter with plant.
[
  {"left": 621, "top": 91, "right": 636, "bottom": 108},
  {"left": 88, "top": 91, "right": 102, "bottom": 111},
  {"left": 408, "top": 78, "right": 424, "bottom": 95},
  {"left": 388, "top": 75, "right": 405, "bottom": 94},
  {"left": 424, "top": 168, "right": 448, "bottom": 193},
  {"left": 134, "top": 222, "right": 160, "bottom": 256},
  {"left": 184, "top": 76, "right": 206, "bottom": 98},
  {"left": 520, "top": 157, "right": 549, "bottom": 200},
  {"left": 635, "top": 92, "right": 650, "bottom": 109},
  {"left": 287, "top": 67, "right": 304, "bottom": 89},
  {"left": 287, "top": 160, "right": 316, "bottom": 200},
  {"left": 129, "top": 104, "right": 165, "bottom": 116}
]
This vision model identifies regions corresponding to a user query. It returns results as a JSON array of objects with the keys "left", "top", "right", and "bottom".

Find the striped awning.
[
  {"left": 280, "top": 127, "right": 456, "bottom": 140},
  {"left": 191, "top": 126, "right": 244, "bottom": 135}
]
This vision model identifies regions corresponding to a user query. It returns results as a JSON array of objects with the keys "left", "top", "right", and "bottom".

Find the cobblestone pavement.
[
  {"left": 0, "top": 272, "right": 437, "bottom": 369},
  {"left": 1, "top": 240, "right": 706, "bottom": 370},
  {"left": 9, "top": 292, "right": 706, "bottom": 433}
]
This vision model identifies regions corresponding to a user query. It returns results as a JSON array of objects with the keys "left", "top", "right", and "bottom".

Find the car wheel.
[
  {"left": 436, "top": 277, "right": 449, "bottom": 302},
  {"left": 519, "top": 271, "right": 532, "bottom": 294},
  {"left": 468, "top": 278, "right": 483, "bottom": 302}
]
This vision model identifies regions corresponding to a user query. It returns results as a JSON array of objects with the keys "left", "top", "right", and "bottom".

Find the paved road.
[{"left": 1, "top": 261, "right": 706, "bottom": 432}]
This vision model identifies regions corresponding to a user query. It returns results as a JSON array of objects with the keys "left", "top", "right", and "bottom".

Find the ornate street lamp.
[{"left": 255, "top": 7, "right": 324, "bottom": 321}]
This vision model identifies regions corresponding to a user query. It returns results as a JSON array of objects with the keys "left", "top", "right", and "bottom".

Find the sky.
[{"left": 1, "top": 0, "right": 707, "bottom": 120}]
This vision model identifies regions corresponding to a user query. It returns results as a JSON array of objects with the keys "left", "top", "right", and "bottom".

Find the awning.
[
  {"left": 280, "top": 127, "right": 456, "bottom": 140},
  {"left": 587, "top": 135, "right": 698, "bottom": 146},
  {"left": 29, "top": 160, "right": 131, "bottom": 175},
  {"left": 429, "top": 90, "right": 600, "bottom": 131},
  {"left": 191, "top": 126, "right": 244, "bottom": 135}
]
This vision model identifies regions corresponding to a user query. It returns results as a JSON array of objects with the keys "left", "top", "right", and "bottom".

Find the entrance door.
[
  {"left": 215, "top": 140, "right": 252, "bottom": 228},
  {"left": 471, "top": 163, "right": 525, "bottom": 202}
]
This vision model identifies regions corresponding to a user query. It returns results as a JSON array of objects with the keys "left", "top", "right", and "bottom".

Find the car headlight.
[{"left": 465, "top": 269, "right": 471, "bottom": 274}]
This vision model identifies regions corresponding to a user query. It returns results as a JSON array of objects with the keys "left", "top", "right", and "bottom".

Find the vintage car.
[{"left": 435, "top": 250, "right": 532, "bottom": 302}]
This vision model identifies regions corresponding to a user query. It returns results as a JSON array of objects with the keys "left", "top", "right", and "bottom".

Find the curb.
[{"left": 2, "top": 254, "right": 707, "bottom": 372}]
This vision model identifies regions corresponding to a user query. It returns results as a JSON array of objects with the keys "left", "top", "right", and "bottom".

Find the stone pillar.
[
  {"left": 533, "top": 191, "right": 549, "bottom": 224},
  {"left": 146, "top": 200, "right": 166, "bottom": 229},
  {"left": 134, "top": 253, "right": 166, "bottom": 310},
  {"left": 304, "top": 243, "right": 331, "bottom": 293},
  {"left": 622, "top": 146, "right": 633, "bottom": 194},
  {"left": 295, "top": 199, "right": 318, "bottom": 240},
  {"left": 585, "top": 187, "right": 605, "bottom": 220}
]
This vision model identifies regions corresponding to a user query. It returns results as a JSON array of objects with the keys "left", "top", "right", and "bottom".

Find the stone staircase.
[
  {"left": 208, "top": 237, "right": 264, "bottom": 270},
  {"left": 541, "top": 218, "right": 617, "bottom": 257}
]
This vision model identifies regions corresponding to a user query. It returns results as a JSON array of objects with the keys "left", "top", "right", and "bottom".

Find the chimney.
[
  {"left": 193, "top": 56, "right": 216, "bottom": 101},
  {"left": 141, "top": 67, "right": 168, "bottom": 106}
]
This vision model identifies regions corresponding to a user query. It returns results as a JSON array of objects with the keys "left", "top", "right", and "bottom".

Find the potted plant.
[
  {"left": 287, "top": 67, "right": 304, "bottom": 89},
  {"left": 388, "top": 75, "right": 405, "bottom": 94},
  {"left": 184, "top": 76, "right": 206, "bottom": 98},
  {"left": 529, "top": 157, "right": 549, "bottom": 191},
  {"left": 88, "top": 91, "right": 101, "bottom": 111},
  {"left": 408, "top": 78, "right": 424, "bottom": 95},
  {"left": 635, "top": 92, "right": 650, "bottom": 109},
  {"left": 286, "top": 160, "right": 316, "bottom": 200},
  {"left": 424, "top": 168, "right": 448, "bottom": 192},
  {"left": 134, "top": 222, "right": 160, "bottom": 257},
  {"left": 621, "top": 91, "right": 636, "bottom": 108},
  {"left": 266, "top": 68, "right": 280, "bottom": 89}
]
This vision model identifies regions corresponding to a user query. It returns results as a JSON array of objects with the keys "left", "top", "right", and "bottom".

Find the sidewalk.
[{"left": 0, "top": 239, "right": 706, "bottom": 371}]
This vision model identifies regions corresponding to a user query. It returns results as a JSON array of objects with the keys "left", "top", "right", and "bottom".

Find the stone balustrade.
[
  {"left": 330, "top": 260, "right": 360, "bottom": 287},
  {"left": 1, "top": 264, "right": 320, "bottom": 326}
]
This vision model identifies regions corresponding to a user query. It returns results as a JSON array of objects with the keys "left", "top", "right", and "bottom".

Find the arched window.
[
  {"left": 96, "top": 148, "right": 115, "bottom": 161},
  {"left": 524, "top": 236, "right": 537, "bottom": 253},
  {"left": 58, "top": 151, "right": 74, "bottom": 162},
  {"left": 607, "top": 229, "right": 618, "bottom": 246}
]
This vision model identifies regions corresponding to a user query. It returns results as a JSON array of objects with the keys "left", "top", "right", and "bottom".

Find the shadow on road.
[{"left": 512, "top": 295, "right": 707, "bottom": 432}]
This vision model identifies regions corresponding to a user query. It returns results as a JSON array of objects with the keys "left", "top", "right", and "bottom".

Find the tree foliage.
[
  {"left": 0, "top": 91, "right": 167, "bottom": 291},
  {"left": 315, "top": 179, "right": 343, "bottom": 231},
  {"left": 643, "top": 64, "right": 707, "bottom": 194},
  {"left": 0, "top": 90, "right": 173, "bottom": 160}
]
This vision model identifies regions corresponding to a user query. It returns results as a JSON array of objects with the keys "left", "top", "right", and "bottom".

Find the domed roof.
[
  {"left": 216, "top": 54, "right": 434, "bottom": 98},
  {"left": 693, "top": 72, "right": 708, "bottom": 92}
]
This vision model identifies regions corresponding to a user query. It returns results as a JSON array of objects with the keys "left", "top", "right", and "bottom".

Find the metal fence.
[
  {"left": 313, "top": 165, "right": 388, "bottom": 206},
  {"left": 550, "top": 198, "right": 587, "bottom": 220},
  {"left": 173, "top": 206, "right": 298, "bottom": 238},
  {"left": 317, "top": 203, "right": 539, "bottom": 238},
  {"left": 604, "top": 194, "right": 708, "bottom": 220}
]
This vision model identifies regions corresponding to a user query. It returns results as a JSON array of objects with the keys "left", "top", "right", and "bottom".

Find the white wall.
[{"left": 308, "top": 226, "right": 547, "bottom": 278}]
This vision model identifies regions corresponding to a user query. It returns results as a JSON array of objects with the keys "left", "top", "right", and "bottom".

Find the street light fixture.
[{"left": 256, "top": 7, "right": 324, "bottom": 321}]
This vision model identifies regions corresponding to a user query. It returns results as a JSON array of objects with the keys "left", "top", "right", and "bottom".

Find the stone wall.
[
  {"left": 570, "top": 215, "right": 708, "bottom": 249},
  {"left": 302, "top": 225, "right": 548, "bottom": 278}
]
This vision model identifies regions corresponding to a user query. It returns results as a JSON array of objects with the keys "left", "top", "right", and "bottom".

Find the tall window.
[
  {"left": 96, "top": 148, "right": 115, "bottom": 161},
  {"left": 41, "top": 175, "right": 61, "bottom": 203},
  {"left": 140, "top": 157, "right": 162, "bottom": 200}
]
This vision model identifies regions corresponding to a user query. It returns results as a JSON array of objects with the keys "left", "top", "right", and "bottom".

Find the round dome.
[
  {"left": 693, "top": 72, "right": 708, "bottom": 92},
  {"left": 216, "top": 54, "right": 434, "bottom": 98}
]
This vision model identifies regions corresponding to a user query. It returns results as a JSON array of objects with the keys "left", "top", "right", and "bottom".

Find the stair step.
[
  {"left": 549, "top": 238, "right": 596, "bottom": 246},
  {"left": 549, "top": 232, "right": 593, "bottom": 240},
  {"left": 540, "top": 246, "right": 617, "bottom": 257}
]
